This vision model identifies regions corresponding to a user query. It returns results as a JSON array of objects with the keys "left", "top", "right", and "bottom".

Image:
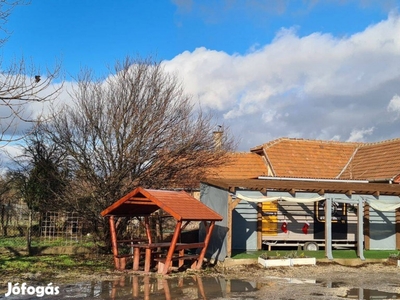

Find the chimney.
[{"left": 213, "top": 126, "right": 223, "bottom": 150}]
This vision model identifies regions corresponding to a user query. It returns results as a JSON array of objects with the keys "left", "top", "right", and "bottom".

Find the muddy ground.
[
  {"left": 215, "top": 260, "right": 400, "bottom": 299},
  {"left": 1, "top": 259, "right": 400, "bottom": 299}
]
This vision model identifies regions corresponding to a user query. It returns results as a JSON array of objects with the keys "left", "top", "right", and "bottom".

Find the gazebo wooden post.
[
  {"left": 109, "top": 216, "right": 121, "bottom": 270},
  {"left": 145, "top": 216, "right": 153, "bottom": 244},
  {"left": 143, "top": 216, "right": 153, "bottom": 272},
  {"left": 161, "top": 220, "right": 182, "bottom": 275},
  {"left": 196, "top": 221, "right": 215, "bottom": 270}
]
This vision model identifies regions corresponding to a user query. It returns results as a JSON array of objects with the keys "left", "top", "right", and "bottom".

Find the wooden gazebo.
[{"left": 101, "top": 187, "right": 223, "bottom": 274}]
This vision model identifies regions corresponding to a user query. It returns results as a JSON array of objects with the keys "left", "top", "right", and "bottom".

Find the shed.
[{"left": 101, "top": 187, "right": 223, "bottom": 274}]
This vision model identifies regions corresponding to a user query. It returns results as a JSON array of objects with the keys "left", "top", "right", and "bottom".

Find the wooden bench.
[
  {"left": 154, "top": 254, "right": 200, "bottom": 274},
  {"left": 114, "top": 254, "right": 135, "bottom": 270}
]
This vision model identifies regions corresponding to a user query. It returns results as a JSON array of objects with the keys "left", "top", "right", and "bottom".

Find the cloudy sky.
[{"left": 3, "top": 0, "right": 400, "bottom": 151}]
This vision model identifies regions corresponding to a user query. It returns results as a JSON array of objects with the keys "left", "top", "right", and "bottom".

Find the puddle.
[
  {"left": 1, "top": 275, "right": 262, "bottom": 299},
  {"left": 2, "top": 276, "right": 400, "bottom": 299},
  {"left": 316, "top": 281, "right": 400, "bottom": 299},
  {"left": 341, "top": 288, "right": 400, "bottom": 299}
]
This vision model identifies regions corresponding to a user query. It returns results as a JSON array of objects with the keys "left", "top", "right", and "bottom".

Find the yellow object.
[{"left": 262, "top": 201, "right": 278, "bottom": 236}]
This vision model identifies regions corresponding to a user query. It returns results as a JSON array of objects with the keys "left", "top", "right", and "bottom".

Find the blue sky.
[
  {"left": 3, "top": 1, "right": 393, "bottom": 76},
  {"left": 2, "top": 0, "right": 400, "bottom": 152}
]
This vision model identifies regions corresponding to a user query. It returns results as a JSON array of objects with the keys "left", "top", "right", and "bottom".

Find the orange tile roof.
[
  {"left": 252, "top": 138, "right": 360, "bottom": 179},
  {"left": 205, "top": 152, "right": 269, "bottom": 179},
  {"left": 339, "top": 139, "right": 400, "bottom": 181}
]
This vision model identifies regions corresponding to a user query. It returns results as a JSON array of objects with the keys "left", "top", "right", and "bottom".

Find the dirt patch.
[{"left": 212, "top": 260, "right": 400, "bottom": 299}]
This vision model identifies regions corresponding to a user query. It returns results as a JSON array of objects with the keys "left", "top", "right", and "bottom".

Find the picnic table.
[{"left": 128, "top": 241, "right": 205, "bottom": 273}]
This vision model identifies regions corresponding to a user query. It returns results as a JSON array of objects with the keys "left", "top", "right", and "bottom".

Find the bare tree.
[
  {"left": 0, "top": 1, "right": 62, "bottom": 146},
  {"left": 0, "top": 0, "right": 25, "bottom": 46},
  {"left": 0, "top": 60, "right": 61, "bottom": 145},
  {"left": 47, "top": 57, "right": 235, "bottom": 240}
]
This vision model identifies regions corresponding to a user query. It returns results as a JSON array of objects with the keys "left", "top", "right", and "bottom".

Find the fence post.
[{"left": 27, "top": 210, "right": 32, "bottom": 255}]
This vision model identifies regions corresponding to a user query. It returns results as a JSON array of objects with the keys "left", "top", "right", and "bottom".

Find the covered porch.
[{"left": 201, "top": 178, "right": 400, "bottom": 261}]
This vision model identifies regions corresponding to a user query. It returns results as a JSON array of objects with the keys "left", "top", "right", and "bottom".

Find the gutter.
[
  {"left": 257, "top": 176, "right": 369, "bottom": 184},
  {"left": 368, "top": 178, "right": 393, "bottom": 184}
]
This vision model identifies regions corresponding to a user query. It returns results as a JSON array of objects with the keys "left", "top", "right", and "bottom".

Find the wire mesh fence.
[
  {"left": 1, "top": 201, "right": 93, "bottom": 255},
  {"left": 1, "top": 202, "right": 201, "bottom": 257}
]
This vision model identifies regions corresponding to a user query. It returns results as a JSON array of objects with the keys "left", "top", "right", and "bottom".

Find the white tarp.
[
  {"left": 364, "top": 198, "right": 400, "bottom": 212},
  {"left": 236, "top": 192, "right": 400, "bottom": 211},
  {"left": 236, "top": 192, "right": 325, "bottom": 203}
]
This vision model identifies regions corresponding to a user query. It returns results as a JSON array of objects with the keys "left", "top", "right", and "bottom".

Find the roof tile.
[
  {"left": 258, "top": 138, "right": 359, "bottom": 178},
  {"left": 205, "top": 152, "right": 269, "bottom": 179}
]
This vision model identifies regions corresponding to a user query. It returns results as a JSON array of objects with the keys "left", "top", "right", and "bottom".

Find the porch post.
[
  {"left": 325, "top": 198, "right": 333, "bottom": 259},
  {"left": 364, "top": 203, "right": 370, "bottom": 249},
  {"left": 396, "top": 208, "right": 400, "bottom": 250},
  {"left": 227, "top": 194, "right": 233, "bottom": 257},
  {"left": 357, "top": 198, "right": 365, "bottom": 260}
]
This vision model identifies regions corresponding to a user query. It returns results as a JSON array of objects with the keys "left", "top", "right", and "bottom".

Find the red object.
[
  {"left": 302, "top": 222, "right": 310, "bottom": 234},
  {"left": 281, "top": 221, "right": 288, "bottom": 233}
]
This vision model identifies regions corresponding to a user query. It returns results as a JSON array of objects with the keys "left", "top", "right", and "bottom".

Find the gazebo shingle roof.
[{"left": 101, "top": 187, "right": 223, "bottom": 221}]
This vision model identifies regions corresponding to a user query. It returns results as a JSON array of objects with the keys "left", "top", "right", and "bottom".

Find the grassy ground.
[
  {"left": 231, "top": 249, "right": 400, "bottom": 259},
  {"left": 0, "top": 236, "right": 98, "bottom": 248},
  {"left": 0, "top": 248, "right": 399, "bottom": 285},
  {"left": 0, "top": 253, "right": 114, "bottom": 284}
]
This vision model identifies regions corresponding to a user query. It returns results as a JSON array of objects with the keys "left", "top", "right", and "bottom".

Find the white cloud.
[
  {"left": 347, "top": 127, "right": 374, "bottom": 142},
  {"left": 163, "top": 13, "right": 400, "bottom": 150},
  {"left": 5, "top": 12, "right": 400, "bottom": 153},
  {"left": 387, "top": 94, "right": 400, "bottom": 118}
]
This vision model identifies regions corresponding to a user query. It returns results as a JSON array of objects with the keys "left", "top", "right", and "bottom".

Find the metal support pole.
[
  {"left": 325, "top": 198, "right": 333, "bottom": 259},
  {"left": 357, "top": 197, "right": 365, "bottom": 260}
]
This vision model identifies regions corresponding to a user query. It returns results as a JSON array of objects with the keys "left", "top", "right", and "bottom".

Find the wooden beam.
[
  {"left": 125, "top": 200, "right": 156, "bottom": 205},
  {"left": 145, "top": 216, "right": 152, "bottom": 244},
  {"left": 231, "top": 197, "right": 241, "bottom": 210},
  {"left": 364, "top": 203, "right": 370, "bottom": 250},
  {"left": 129, "top": 196, "right": 151, "bottom": 201},
  {"left": 196, "top": 221, "right": 215, "bottom": 270},
  {"left": 396, "top": 208, "right": 400, "bottom": 250},
  {"left": 181, "top": 220, "right": 191, "bottom": 232},
  {"left": 203, "top": 178, "right": 400, "bottom": 197},
  {"left": 109, "top": 216, "right": 121, "bottom": 270},
  {"left": 161, "top": 220, "right": 182, "bottom": 275},
  {"left": 227, "top": 194, "right": 233, "bottom": 257},
  {"left": 257, "top": 203, "right": 262, "bottom": 250},
  {"left": 345, "top": 190, "right": 353, "bottom": 197}
]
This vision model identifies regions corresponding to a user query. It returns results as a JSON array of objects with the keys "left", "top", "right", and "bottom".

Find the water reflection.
[
  {"left": 317, "top": 281, "right": 400, "bottom": 300},
  {"left": 343, "top": 288, "right": 400, "bottom": 299},
  {"left": 65, "top": 275, "right": 260, "bottom": 299},
  {"left": 3, "top": 275, "right": 399, "bottom": 299}
]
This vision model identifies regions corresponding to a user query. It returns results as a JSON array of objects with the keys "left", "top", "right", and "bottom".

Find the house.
[{"left": 200, "top": 137, "right": 400, "bottom": 260}]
